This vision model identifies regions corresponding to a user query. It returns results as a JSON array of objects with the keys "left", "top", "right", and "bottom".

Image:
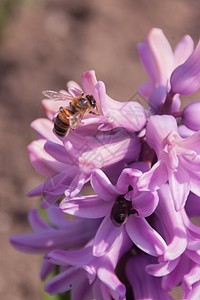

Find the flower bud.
[{"left": 182, "top": 100, "right": 200, "bottom": 131}]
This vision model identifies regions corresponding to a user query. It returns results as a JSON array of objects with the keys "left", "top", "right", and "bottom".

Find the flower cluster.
[{"left": 10, "top": 28, "right": 200, "bottom": 300}]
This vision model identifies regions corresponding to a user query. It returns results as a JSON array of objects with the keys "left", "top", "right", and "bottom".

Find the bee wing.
[
  {"left": 42, "top": 90, "right": 73, "bottom": 101},
  {"left": 69, "top": 112, "right": 84, "bottom": 130}
]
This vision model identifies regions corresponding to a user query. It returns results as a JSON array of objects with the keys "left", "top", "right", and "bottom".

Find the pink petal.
[
  {"left": 28, "top": 208, "right": 51, "bottom": 231},
  {"left": 42, "top": 99, "right": 70, "bottom": 121},
  {"left": 180, "top": 130, "right": 200, "bottom": 154},
  {"left": 146, "top": 115, "right": 178, "bottom": 156},
  {"left": 126, "top": 215, "right": 167, "bottom": 256},
  {"left": 182, "top": 281, "right": 200, "bottom": 300},
  {"left": 60, "top": 195, "right": 112, "bottom": 218},
  {"left": 156, "top": 185, "right": 187, "bottom": 261},
  {"left": 91, "top": 169, "right": 120, "bottom": 201},
  {"left": 116, "top": 168, "right": 142, "bottom": 194},
  {"left": 93, "top": 215, "right": 123, "bottom": 257},
  {"left": 161, "top": 254, "right": 191, "bottom": 291},
  {"left": 92, "top": 279, "right": 111, "bottom": 300},
  {"left": 46, "top": 205, "right": 72, "bottom": 228},
  {"left": 129, "top": 191, "right": 159, "bottom": 217},
  {"left": 168, "top": 166, "right": 190, "bottom": 211},
  {"left": 171, "top": 39, "right": 200, "bottom": 95},
  {"left": 97, "top": 263, "right": 126, "bottom": 299},
  {"left": 100, "top": 95, "right": 146, "bottom": 132},
  {"left": 138, "top": 28, "right": 174, "bottom": 85},
  {"left": 137, "top": 160, "right": 168, "bottom": 191},
  {"left": 182, "top": 263, "right": 200, "bottom": 297},
  {"left": 81, "top": 70, "right": 97, "bottom": 95},
  {"left": 45, "top": 267, "right": 85, "bottom": 295},
  {"left": 40, "top": 259, "right": 55, "bottom": 281},
  {"left": 178, "top": 124, "right": 196, "bottom": 138},
  {"left": 146, "top": 257, "right": 180, "bottom": 276},
  {"left": 45, "top": 246, "right": 92, "bottom": 267},
  {"left": 28, "top": 140, "right": 65, "bottom": 176},
  {"left": 30, "top": 118, "right": 60, "bottom": 143},
  {"left": 44, "top": 141, "right": 72, "bottom": 164},
  {"left": 66, "top": 80, "right": 82, "bottom": 90},
  {"left": 174, "top": 35, "right": 194, "bottom": 68},
  {"left": 138, "top": 81, "right": 154, "bottom": 98}
]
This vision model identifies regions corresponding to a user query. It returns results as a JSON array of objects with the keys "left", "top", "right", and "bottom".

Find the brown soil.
[{"left": 1, "top": 0, "right": 200, "bottom": 299}]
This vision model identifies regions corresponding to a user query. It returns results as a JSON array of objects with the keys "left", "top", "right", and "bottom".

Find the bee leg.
[
  {"left": 130, "top": 209, "right": 138, "bottom": 215},
  {"left": 89, "top": 111, "right": 100, "bottom": 116}
]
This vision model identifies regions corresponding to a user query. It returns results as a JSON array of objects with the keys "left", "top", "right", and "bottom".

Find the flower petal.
[
  {"left": 28, "top": 208, "right": 51, "bottom": 231},
  {"left": 45, "top": 246, "right": 93, "bottom": 267},
  {"left": 146, "top": 257, "right": 180, "bottom": 277},
  {"left": 116, "top": 168, "right": 142, "bottom": 194},
  {"left": 137, "top": 160, "right": 168, "bottom": 192},
  {"left": 44, "top": 141, "right": 72, "bottom": 164},
  {"left": 93, "top": 215, "right": 123, "bottom": 257},
  {"left": 81, "top": 70, "right": 97, "bottom": 95},
  {"left": 146, "top": 115, "right": 178, "bottom": 157},
  {"left": 137, "top": 28, "right": 174, "bottom": 85},
  {"left": 91, "top": 169, "right": 120, "bottom": 201},
  {"left": 168, "top": 166, "right": 190, "bottom": 211},
  {"left": 171, "top": 39, "right": 200, "bottom": 95},
  {"left": 31, "top": 118, "right": 60, "bottom": 143},
  {"left": 97, "top": 261, "right": 126, "bottom": 299},
  {"left": 100, "top": 95, "right": 146, "bottom": 132},
  {"left": 28, "top": 140, "right": 65, "bottom": 177},
  {"left": 174, "top": 35, "right": 194, "bottom": 68},
  {"left": 126, "top": 215, "right": 167, "bottom": 256},
  {"left": 40, "top": 259, "right": 55, "bottom": 281},
  {"left": 129, "top": 191, "right": 159, "bottom": 217},
  {"left": 60, "top": 195, "right": 112, "bottom": 218},
  {"left": 45, "top": 267, "right": 85, "bottom": 295}
]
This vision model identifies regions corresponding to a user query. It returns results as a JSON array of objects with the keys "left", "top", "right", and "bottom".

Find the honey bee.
[
  {"left": 110, "top": 194, "right": 137, "bottom": 227},
  {"left": 42, "top": 90, "right": 98, "bottom": 137}
]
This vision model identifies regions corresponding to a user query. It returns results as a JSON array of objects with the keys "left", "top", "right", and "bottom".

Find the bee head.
[{"left": 86, "top": 95, "right": 96, "bottom": 108}]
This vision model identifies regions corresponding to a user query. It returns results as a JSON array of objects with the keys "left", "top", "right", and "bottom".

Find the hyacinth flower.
[
  {"left": 10, "top": 205, "right": 101, "bottom": 280},
  {"left": 138, "top": 185, "right": 200, "bottom": 298},
  {"left": 137, "top": 114, "right": 200, "bottom": 211},
  {"left": 42, "top": 70, "right": 147, "bottom": 133},
  {"left": 137, "top": 28, "right": 194, "bottom": 113},
  {"left": 44, "top": 229, "right": 132, "bottom": 299},
  {"left": 60, "top": 166, "right": 167, "bottom": 258},
  {"left": 28, "top": 122, "right": 141, "bottom": 208},
  {"left": 27, "top": 70, "right": 146, "bottom": 208}
]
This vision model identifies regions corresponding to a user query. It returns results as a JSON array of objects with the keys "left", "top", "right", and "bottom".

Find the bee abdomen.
[{"left": 54, "top": 109, "right": 71, "bottom": 137}]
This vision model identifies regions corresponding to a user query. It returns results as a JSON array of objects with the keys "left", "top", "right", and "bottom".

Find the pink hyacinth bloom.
[
  {"left": 44, "top": 229, "right": 132, "bottom": 299},
  {"left": 138, "top": 28, "right": 194, "bottom": 113},
  {"left": 10, "top": 206, "right": 100, "bottom": 280},
  {"left": 28, "top": 118, "right": 141, "bottom": 208},
  {"left": 42, "top": 70, "right": 146, "bottom": 133},
  {"left": 60, "top": 165, "right": 167, "bottom": 258},
  {"left": 137, "top": 115, "right": 200, "bottom": 211},
  {"left": 171, "top": 39, "right": 200, "bottom": 95},
  {"left": 145, "top": 185, "right": 200, "bottom": 297}
]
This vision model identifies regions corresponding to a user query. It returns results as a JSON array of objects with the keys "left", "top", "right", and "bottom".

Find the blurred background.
[{"left": 1, "top": 0, "right": 200, "bottom": 299}]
